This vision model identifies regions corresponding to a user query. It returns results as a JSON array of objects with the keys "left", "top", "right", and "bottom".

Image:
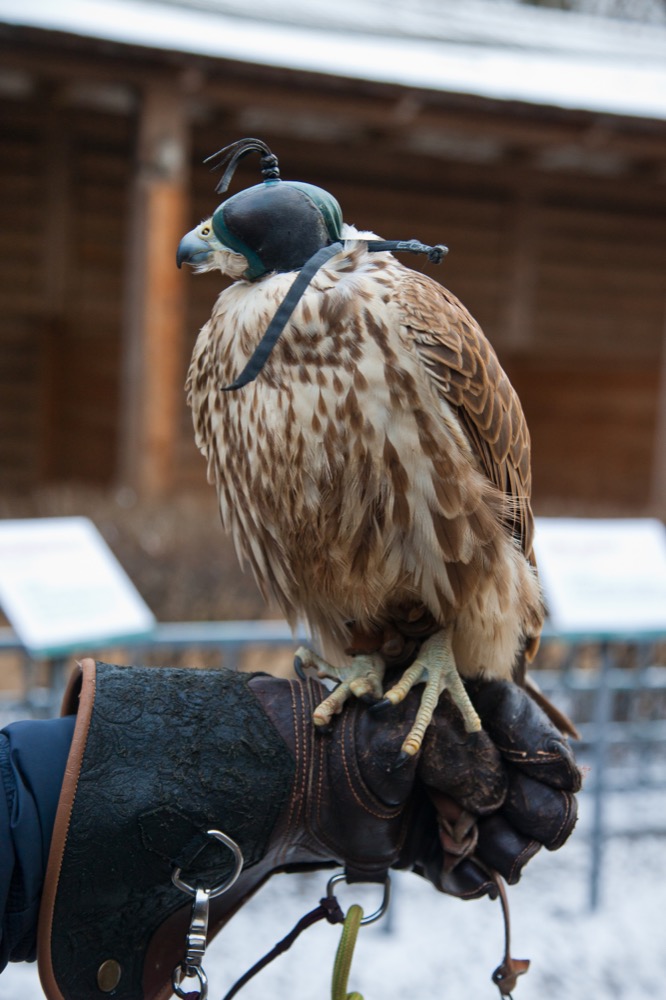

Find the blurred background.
[
  {"left": 1, "top": 1, "right": 665, "bottom": 565},
  {"left": 1, "top": 2, "right": 666, "bottom": 996}
]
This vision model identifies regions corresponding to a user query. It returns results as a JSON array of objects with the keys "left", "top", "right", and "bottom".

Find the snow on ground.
[{"left": 2, "top": 789, "right": 665, "bottom": 1000}]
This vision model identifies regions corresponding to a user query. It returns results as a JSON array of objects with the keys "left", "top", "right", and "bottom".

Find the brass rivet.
[{"left": 97, "top": 959, "right": 122, "bottom": 992}]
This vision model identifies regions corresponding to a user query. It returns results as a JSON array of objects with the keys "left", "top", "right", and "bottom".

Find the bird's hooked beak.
[{"left": 176, "top": 218, "right": 222, "bottom": 268}]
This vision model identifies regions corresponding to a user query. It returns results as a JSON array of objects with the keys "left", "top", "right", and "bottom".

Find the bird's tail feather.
[{"left": 523, "top": 673, "right": 580, "bottom": 740}]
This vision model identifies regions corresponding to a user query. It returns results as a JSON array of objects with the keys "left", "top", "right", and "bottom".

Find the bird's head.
[
  {"left": 175, "top": 216, "right": 248, "bottom": 278},
  {"left": 176, "top": 138, "right": 343, "bottom": 281}
]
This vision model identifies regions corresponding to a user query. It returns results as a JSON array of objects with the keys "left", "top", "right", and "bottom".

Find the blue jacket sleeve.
[{"left": 0, "top": 715, "right": 74, "bottom": 971}]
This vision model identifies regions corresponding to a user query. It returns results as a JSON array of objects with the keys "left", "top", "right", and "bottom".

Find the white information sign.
[
  {"left": 0, "top": 517, "right": 155, "bottom": 655},
  {"left": 534, "top": 517, "right": 666, "bottom": 636}
]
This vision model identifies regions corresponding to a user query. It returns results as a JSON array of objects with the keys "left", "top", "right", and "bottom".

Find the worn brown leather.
[
  {"left": 416, "top": 679, "right": 581, "bottom": 893},
  {"left": 247, "top": 673, "right": 418, "bottom": 882}
]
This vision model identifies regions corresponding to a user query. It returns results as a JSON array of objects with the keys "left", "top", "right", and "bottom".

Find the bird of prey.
[{"left": 178, "top": 139, "right": 575, "bottom": 759}]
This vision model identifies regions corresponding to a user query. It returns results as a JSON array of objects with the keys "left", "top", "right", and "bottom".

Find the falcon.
[{"left": 178, "top": 139, "right": 575, "bottom": 760}]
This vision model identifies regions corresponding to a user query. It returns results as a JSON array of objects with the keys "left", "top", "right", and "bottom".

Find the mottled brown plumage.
[{"left": 185, "top": 227, "right": 571, "bottom": 751}]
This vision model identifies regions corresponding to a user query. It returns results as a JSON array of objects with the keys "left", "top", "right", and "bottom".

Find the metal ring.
[
  {"left": 326, "top": 872, "right": 392, "bottom": 926},
  {"left": 172, "top": 829, "right": 244, "bottom": 900},
  {"left": 173, "top": 963, "right": 208, "bottom": 1000}
]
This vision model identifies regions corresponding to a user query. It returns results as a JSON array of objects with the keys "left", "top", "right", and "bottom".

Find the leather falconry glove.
[{"left": 37, "top": 659, "right": 580, "bottom": 1000}]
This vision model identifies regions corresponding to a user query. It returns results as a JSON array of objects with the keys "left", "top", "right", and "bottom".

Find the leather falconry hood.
[{"left": 205, "top": 137, "right": 344, "bottom": 281}]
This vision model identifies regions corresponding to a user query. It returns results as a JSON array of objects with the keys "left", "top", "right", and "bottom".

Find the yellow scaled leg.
[
  {"left": 381, "top": 628, "right": 482, "bottom": 759},
  {"left": 294, "top": 646, "right": 385, "bottom": 728}
]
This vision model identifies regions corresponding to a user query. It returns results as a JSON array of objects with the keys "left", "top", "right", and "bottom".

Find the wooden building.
[{"left": 1, "top": 0, "right": 666, "bottom": 514}]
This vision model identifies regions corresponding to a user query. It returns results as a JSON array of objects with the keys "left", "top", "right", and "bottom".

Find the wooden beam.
[
  {"left": 39, "top": 98, "right": 70, "bottom": 480},
  {"left": 501, "top": 181, "right": 539, "bottom": 351},
  {"left": 650, "top": 297, "right": 666, "bottom": 512},
  {"left": 4, "top": 34, "right": 666, "bottom": 165},
  {"left": 119, "top": 83, "right": 189, "bottom": 497}
]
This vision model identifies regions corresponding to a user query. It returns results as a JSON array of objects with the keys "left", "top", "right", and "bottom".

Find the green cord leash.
[
  {"left": 331, "top": 904, "right": 364, "bottom": 1000},
  {"left": 219, "top": 873, "right": 390, "bottom": 1000}
]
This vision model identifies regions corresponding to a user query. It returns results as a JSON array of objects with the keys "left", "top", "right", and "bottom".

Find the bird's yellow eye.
[{"left": 201, "top": 225, "right": 211, "bottom": 237}]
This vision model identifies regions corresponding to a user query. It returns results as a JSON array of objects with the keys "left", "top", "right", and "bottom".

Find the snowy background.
[{"left": 2, "top": 784, "right": 665, "bottom": 1000}]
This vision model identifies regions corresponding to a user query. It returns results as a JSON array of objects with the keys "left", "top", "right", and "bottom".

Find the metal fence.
[
  {"left": 529, "top": 637, "right": 666, "bottom": 908},
  {"left": 2, "top": 622, "right": 665, "bottom": 911}
]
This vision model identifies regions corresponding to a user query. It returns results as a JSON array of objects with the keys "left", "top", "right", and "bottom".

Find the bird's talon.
[
  {"left": 368, "top": 697, "right": 392, "bottom": 714},
  {"left": 293, "top": 654, "right": 306, "bottom": 680},
  {"left": 401, "top": 736, "right": 423, "bottom": 758},
  {"left": 391, "top": 749, "right": 414, "bottom": 771},
  {"left": 349, "top": 676, "right": 383, "bottom": 701},
  {"left": 313, "top": 708, "right": 334, "bottom": 728}
]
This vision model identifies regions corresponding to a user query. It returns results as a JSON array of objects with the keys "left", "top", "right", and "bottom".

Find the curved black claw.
[
  {"left": 359, "top": 692, "right": 382, "bottom": 706},
  {"left": 368, "top": 697, "right": 393, "bottom": 715},
  {"left": 293, "top": 654, "right": 306, "bottom": 680},
  {"left": 391, "top": 750, "right": 413, "bottom": 772}
]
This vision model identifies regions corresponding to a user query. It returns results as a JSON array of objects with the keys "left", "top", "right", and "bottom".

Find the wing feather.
[{"left": 398, "top": 270, "right": 535, "bottom": 558}]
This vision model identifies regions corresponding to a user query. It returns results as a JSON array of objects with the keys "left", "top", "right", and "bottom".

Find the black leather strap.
[
  {"left": 220, "top": 241, "right": 343, "bottom": 391},
  {"left": 221, "top": 896, "right": 345, "bottom": 1000},
  {"left": 366, "top": 239, "right": 448, "bottom": 263}
]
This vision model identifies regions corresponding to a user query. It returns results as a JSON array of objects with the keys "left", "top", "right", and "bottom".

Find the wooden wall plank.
[
  {"left": 510, "top": 360, "right": 659, "bottom": 510},
  {"left": 117, "top": 83, "right": 190, "bottom": 497}
]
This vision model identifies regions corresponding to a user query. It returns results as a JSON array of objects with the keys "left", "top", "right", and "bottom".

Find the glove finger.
[
  {"left": 417, "top": 855, "right": 499, "bottom": 900},
  {"left": 419, "top": 697, "right": 507, "bottom": 814},
  {"left": 503, "top": 769, "right": 578, "bottom": 850},
  {"left": 468, "top": 680, "right": 582, "bottom": 792},
  {"left": 476, "top": 813, "right": 541, "bottom": 884},
  {"left": 427, "top": 790, "right": 478, "bottom": 871},
  {"left": 400, "top": 791, "right": 495, "bottom": 899}
]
